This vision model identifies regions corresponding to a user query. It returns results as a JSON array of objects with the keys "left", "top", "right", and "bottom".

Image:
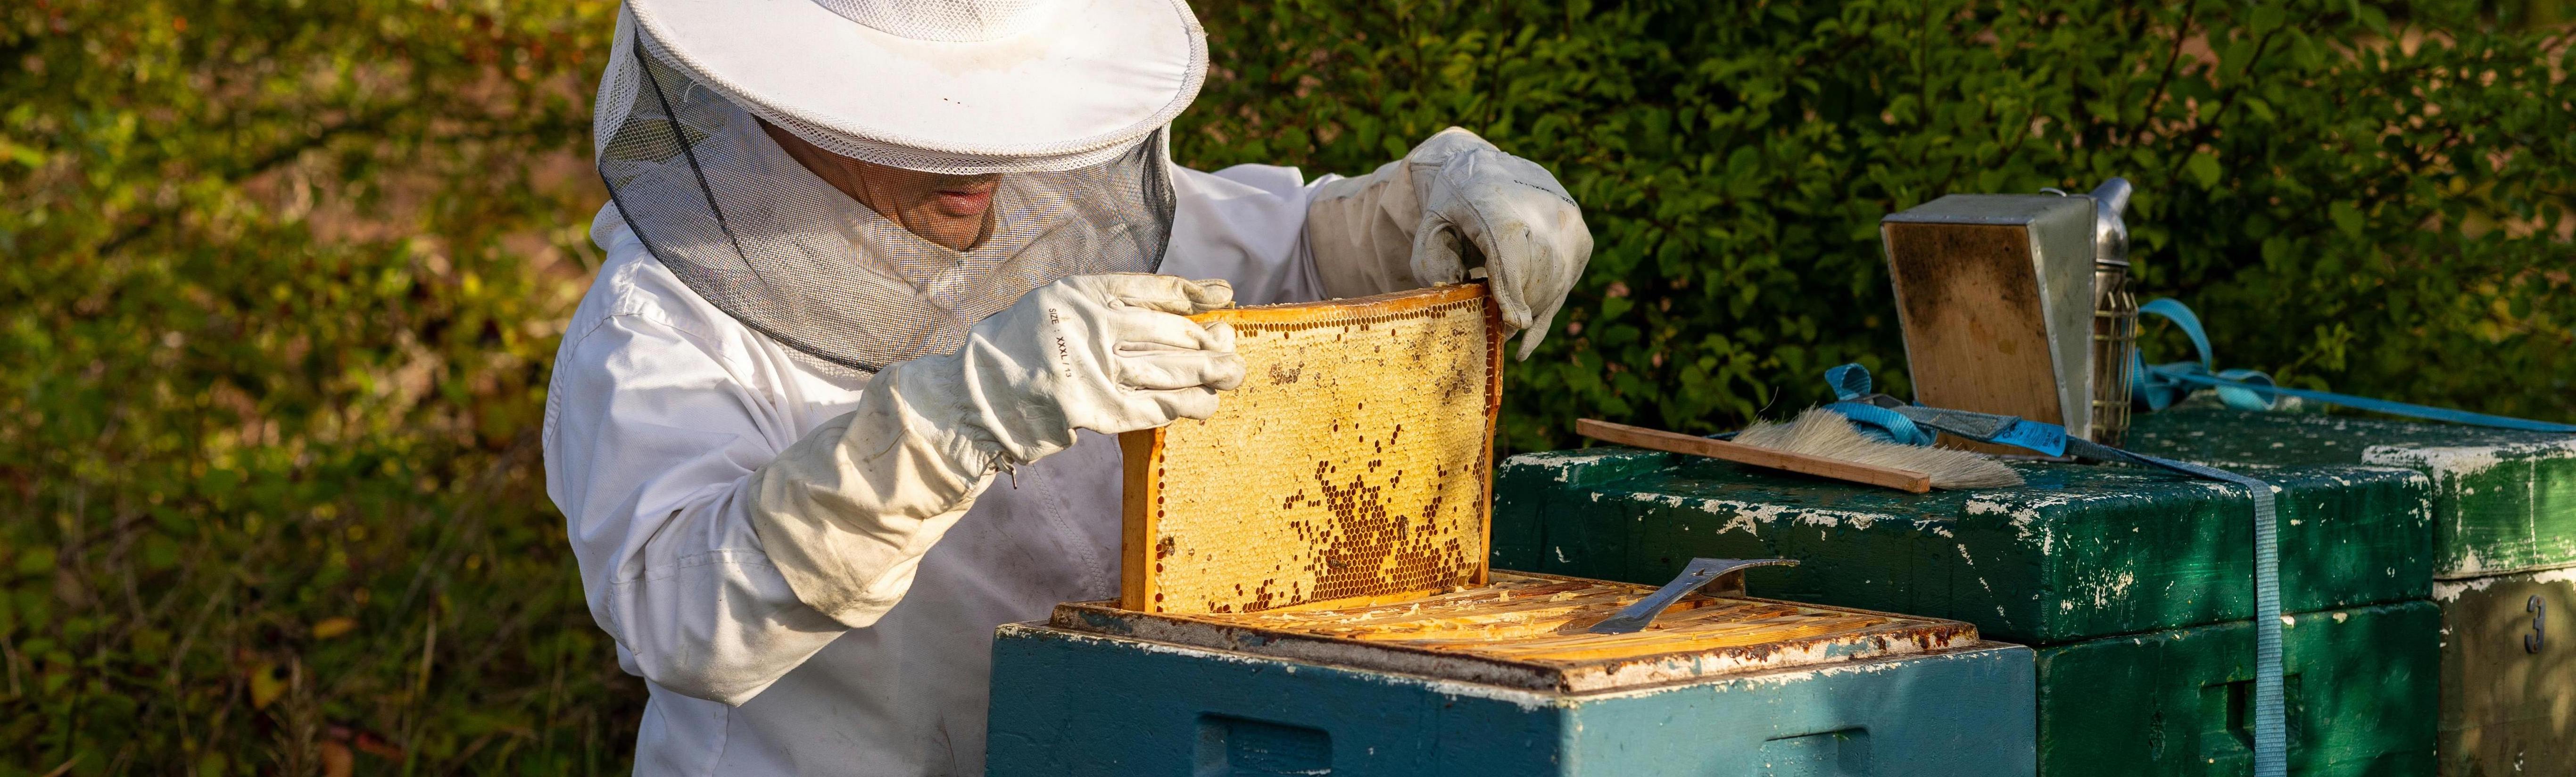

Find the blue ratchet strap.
[
  {"left": 1820, "top": 364, "right": 1938, "bottom": 446},
  {"left": 1817, "top": 364, "right": 2287, "bottom": 777},
  {"left": 2133, "top": 299, "right": 2576, "bottom": 432},
  {"left": 2130, "top": 298, "right": 2277, "bottom": 412}
]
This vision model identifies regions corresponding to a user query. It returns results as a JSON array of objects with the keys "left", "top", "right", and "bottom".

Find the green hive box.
[
  {"left": 2038, "top": 601, "right": 2436, "bottom": 776},
  {"left": 1491, "top": 449, "right": 2433, "bottom": 645},
  {"left": 2124, "top": 405, "right": 2576, "bottom": 579},
  {"left": 2118, "top": 405, "right": 2576, "bottom": 777},
  {"left": 1490, "top": 442, "right": 2440, "bottom": 776}
]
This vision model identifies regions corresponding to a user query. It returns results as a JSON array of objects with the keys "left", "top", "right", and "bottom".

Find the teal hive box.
[
  {"left": 2123, "top": 405, "right": 2576, "bottom": 579},
  {"left": 985, "top": 595, "right": 2036, "bottom": 777},
  {"left": 1489, "top": 442, "right": 2439, "bottom": 776}
]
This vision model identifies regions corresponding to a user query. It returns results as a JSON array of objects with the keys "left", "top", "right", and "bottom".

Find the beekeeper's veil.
[{"left": 592, "top": 0, "right": 1208, "bottom": 373}]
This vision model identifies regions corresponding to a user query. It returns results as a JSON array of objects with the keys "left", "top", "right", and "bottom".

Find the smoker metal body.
[
  {"left": 2084, "top": 180, "right": 2138, "bottom": 446},
  {"left": 1881, "top": 195, "right": 2101, "bottom": 450}
]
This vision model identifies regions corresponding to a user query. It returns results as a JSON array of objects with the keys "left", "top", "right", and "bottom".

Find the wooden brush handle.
[{"left": 1574, "top": 419, "right": 1933, "bottom": 494}]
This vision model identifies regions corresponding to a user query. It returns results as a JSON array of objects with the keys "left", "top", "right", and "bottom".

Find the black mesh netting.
[{"left": 594, "top": 26, "right": 1174, "bottom": 373}]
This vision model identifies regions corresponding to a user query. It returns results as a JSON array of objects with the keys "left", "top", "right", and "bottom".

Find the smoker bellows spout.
[{"left": 2090, "top": 178, "right": 2132, "bottom": 268}]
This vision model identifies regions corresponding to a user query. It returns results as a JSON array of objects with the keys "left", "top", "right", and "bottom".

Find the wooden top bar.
[{"left": 1058, "top": 572, "right": 1978, "bottom": 693}]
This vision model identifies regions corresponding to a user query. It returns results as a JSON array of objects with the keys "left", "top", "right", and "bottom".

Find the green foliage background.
[
  {"left": 1177, "top": 0, "right": 2575, "bottom": 452},
  {"left": 2, "top": 0, "right": 2568, "bottom": 773}
]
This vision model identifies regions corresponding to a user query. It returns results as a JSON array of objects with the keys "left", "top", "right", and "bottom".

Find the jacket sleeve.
[
  {"left": 544, "top": 311, "right": 839, "bottom": 705},
  {"left": 543, "top": 289, "right": 994, "bottom": 706},
  {"left": 1298, "top": 128, "right": 1512, "bottom": 300},
  {"left": 1165, "top": 164, "right": 1333, "bottom": 306}
]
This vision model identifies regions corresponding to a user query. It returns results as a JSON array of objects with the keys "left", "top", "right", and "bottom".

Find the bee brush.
[{"left": 1575, "top": 409, "right": 2021, "bottom": 493}]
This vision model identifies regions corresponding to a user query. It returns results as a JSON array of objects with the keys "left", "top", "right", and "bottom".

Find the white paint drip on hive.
[
  {"left": 1515, "top": 449, "right": 1651, "bottom": 480},
  {"left": 1631, "top": 491, "right": 1696, "bottom": 509},
  {"left": 1966, "top": 497, "right": 2058, "bottom": 555},
  {"left": 2365, "top": 438, "right": 2573, "bottom": 481},
  {"left": 2453, "top": 546, "right": 2490, "bottom": 578},
  {"left": 2433, "top": 566, "right": 2576, "bottom": 601},
  {"left": 1798, "top": 509, "right": 1882, "bottom": 530},
  {"left": 2075, "top": 569, "right": 2139, "bottom": 610},
  {"left": 1660, "top": 497, "right": 1897, "bottom": 534},
  {"left": 1653, "top": 499, "right": 1809, "bottom": 537}
]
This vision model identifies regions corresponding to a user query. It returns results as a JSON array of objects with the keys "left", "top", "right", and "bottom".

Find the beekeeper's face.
[{"left": 761, "top": 119, "right": 1001, "bottom": 251}]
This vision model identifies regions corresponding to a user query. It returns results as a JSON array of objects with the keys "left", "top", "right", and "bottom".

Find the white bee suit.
[
  {"left": 545, "top": 157, "right": 1333, "bottom": 776},
  {"left": 548, "top": 0, "right": 1591, "bottom": 771}
]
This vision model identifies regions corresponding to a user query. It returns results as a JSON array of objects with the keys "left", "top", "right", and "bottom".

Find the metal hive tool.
[{"left": 1120, "top": 283, "right": 1503, "bottom": 614}]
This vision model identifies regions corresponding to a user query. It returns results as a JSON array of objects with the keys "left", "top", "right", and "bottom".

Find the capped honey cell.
[{"left": 1120, "top": 284, "right": 1500, "bottom": 614}]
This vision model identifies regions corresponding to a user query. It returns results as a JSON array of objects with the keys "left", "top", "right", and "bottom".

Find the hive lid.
[
  {"left": 1055, "top": 572, "right": 1980, "bottom": 693},
  {"left": 1120, "top": 284, "right": 1503, "bottom": 614}
]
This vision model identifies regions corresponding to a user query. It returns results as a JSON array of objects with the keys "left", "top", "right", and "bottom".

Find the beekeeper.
[{"left": 543, "top": 0, "right": 1591, "bottom": 772}]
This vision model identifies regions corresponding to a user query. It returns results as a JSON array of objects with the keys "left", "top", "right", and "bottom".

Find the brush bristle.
[{"left": 1734, "top": 408, "right": 2023, "bottom": 489}]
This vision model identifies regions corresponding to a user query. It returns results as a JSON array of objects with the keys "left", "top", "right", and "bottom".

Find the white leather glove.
[
  {"left": 743, "top": 273, "right": 1244, "bottom": 626},
  {"left": 949, "top": 273, "right": 1246, "bottom": 463},
  {"left": 1305, "top": 127, "right": 1593, "bottom": 359}
]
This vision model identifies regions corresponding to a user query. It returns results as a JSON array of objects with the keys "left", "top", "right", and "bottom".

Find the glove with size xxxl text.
[{"left": 741, "top": 273, "right": 1245, "bottom": 626}]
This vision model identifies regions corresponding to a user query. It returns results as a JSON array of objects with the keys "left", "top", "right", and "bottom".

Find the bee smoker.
[
  {"left": 1878, "top": 178, "right": 2141, "bottom": 451},
  {"left": 2084, "top": 179, "right": 2138, "bottom": 446}
]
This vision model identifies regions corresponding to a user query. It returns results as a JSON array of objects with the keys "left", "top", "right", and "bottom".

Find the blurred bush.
[
  {"left": 1180, "top": 0, "right": 2575, "bottom": 451},
  {"left": 2, "top": 0, "right": 2569, "bottom": 773},
  {"left": 1, "top": 0, "right": 633, "bottom": 774}
]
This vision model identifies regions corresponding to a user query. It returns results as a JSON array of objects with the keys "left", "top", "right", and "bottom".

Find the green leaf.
[
  {"left": 2330, "top": 200, "right": 2366, "bottom": 237},
  {"left": 2241, "top": 97, "right": 2274, "bottom": 123},
  {"left": 15, "top": 547, "right": 54, "bottom": 576},
  {"left": 2186, "top": 152, "right": 2224, "bottom": 190},
  {"left": 0, "top": 138, "right": 44, "bottom": 168},
  {"left": 1599, "top": 296, "right": 1634, "bottom": 322},
  {"left": 2249, "top": 4, "right": 2286, "bottom": 35}
]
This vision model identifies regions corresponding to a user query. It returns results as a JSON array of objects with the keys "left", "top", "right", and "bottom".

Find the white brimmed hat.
[{"left": 624, "top": 0, "right": 1208, "bottom": 173}]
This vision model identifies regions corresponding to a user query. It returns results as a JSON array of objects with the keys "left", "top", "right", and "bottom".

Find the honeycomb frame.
[{"left": 1120, "top": 283, "right": 1504, "bottom": 614}]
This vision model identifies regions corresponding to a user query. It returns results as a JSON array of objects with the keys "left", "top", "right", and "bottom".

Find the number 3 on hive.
[{"left": 2529, "top": 595, "right": 2546, "bottom": 654}]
